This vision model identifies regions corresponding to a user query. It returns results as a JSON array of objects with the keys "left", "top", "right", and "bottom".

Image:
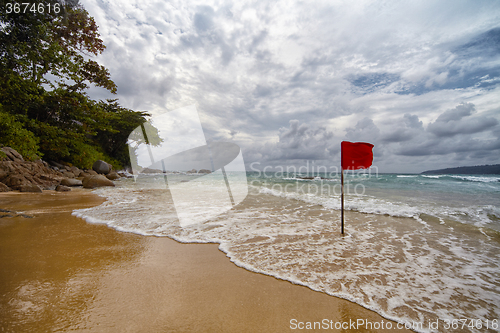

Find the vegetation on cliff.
[
  {"left": 0, "top": 0, "right": 148, "bottom": 169},
  {"left": 421, "top": 164, "right": 500, "bottom": 175}
]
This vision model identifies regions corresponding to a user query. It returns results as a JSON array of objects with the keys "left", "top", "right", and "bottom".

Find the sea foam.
[{"left": 73, "top": 175, "right": 500, "bottom": 333}]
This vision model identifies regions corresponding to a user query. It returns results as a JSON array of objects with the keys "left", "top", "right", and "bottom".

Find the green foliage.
[
  {"left": 67, "top": 141, "right": 106, "bottom": 170},
  {"left": 0, "top": 1, "right": 151, "bottom": 169},
  {"left": 0, "top": 0, "right": 116, "bottom": 92},
  {"left": 0, "top": 104, "right": 40, "bottom": 160},
  {"left": 93, "top": 100, "right": 152, "bottom": 166}
]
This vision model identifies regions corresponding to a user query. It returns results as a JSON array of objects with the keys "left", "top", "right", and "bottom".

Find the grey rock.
[
  {"left": 18, "top": 184, "right": 42, "bottom": 193},
  {"left": 62, "top": 171, "right": 75, "bottom": 179},
  {"left": 60, "top": 178, "right": 83, "bottom": 186},
  {"left": 92, "top": 160, "right": 111, "bottom": 174},
  {"left": 56, "top": 185, "right": 71, "bottom": 192},
  {"left": 141, "top": 168, "right": 163, "bottom": 174},
  {"left": 82, "top": 175, "right": 115, "bottom": 188},
  {"left": 106, "top": 171, "right": 120, "bottom": 180},
  {"left": 1, "top": 147, "right": 24, "bottom": 162},
  {"left": 0, "top": 182, "right": 11, "bottom": 192}
]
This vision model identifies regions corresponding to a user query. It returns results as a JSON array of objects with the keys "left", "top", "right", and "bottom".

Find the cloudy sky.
[{"left": 80, "top": 0, "right": 500, "bottom": 173}]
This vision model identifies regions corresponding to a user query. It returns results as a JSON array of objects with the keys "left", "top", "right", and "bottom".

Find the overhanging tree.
[
  {"left": 0, "top": 0, "right": 149, "bottom": 168},
  {"left": 0, "top": 0, "right": 116, "bottom": 92}
]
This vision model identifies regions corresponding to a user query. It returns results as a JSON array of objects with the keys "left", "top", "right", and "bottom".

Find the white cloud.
[{"left": 80, "top": 0, "right": 500, "bottom": 172}]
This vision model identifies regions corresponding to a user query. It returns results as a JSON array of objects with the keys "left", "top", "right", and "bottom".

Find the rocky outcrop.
[
  {"left": 198, "top": 169, "right": 211, "bottom": 174},
  {"left": 1, "top": 147, "right": 24, "bottom": 162},
  {"left": 0, "top": 147, "right": 121, "bottom": 192},
  {"left": 18, "top": 184, "right": 43, "bottom": 193},
  {"left": 82, "top": 175, "right": 115, "bottom": 189},
  {"left": 0, "top": 182, "right": 12, "bottom": 192},
  {"left": 60, "top": 178, "right": 83, "bottom": 186},
  {"left": 0, "top": 159, "right": 63, "bottom": 191},
  {"left": 69, "top": 166, "right": 82, "bottom": 177}
]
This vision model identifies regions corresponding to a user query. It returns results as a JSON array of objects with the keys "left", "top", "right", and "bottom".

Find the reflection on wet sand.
[{"left": 0, "top": 191, "right": 409, "bottom": 332}]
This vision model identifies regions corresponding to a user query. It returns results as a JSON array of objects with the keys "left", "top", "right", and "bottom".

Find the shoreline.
[{"left": 0, "top": 190, "right": 411, "bottom": 332}]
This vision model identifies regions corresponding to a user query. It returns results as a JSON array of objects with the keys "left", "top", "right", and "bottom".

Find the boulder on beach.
[
  {"left": 60, "top": 178, "right": 83, "bottom": 186},
  {"left": 2, "top": 174, "right": 29, "bottom": 188},
  {"left": 198, "top": 169, "right": 211, "bottom": 174},
  {"left": 69, "top": 166, "right": 81, "bottom": 175},
  {"left": 56, "top": 185, "right": 71, "bottom": 192},
  {"left": 117, "top": 172, "right": 132, "bottom": 178},
  {"left": 0, "top": 147, "right": 105, "bottom": 192},
  {"left": 82, "top": 175, "right": 115, "bottom": 188},
  {"left": 92, "top": 160, "right": 111, "bottom": 175},
  {"left": 106, "top": 171, "right": 120, "bottom": 180},
  {"left": 62, "top": 171, "right": 75, "bottom": 179},
  {"left": 141, "top": 168, "right": 163, "bottom": 174},
  {"left": 18, "top": 184, "right": 42, "bottom": 193}
]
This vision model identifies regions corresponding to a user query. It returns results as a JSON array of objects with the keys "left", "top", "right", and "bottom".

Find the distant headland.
[{"left": 421, "top": 164, "right": 500, "bottom": 175}]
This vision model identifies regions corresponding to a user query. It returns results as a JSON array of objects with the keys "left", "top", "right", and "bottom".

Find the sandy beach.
[{"left": 0, "top": 190, "right": 412, "bottom": 332}]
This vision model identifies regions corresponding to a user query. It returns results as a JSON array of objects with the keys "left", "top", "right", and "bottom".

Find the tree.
[
  {"left": 0, "top": 104, "right": 40, "bottom": 160},
  {"left": 0, "top": 0, "right": 150, "bottom": 168},
  {"left": 93, "top": 100, "right": 155, "bottom": 165},
  {"left": 0, "top": 0, "right": 116, "bottom": 92}
]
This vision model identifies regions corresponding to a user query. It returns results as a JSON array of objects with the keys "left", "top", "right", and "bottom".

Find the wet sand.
[{"left": 0, "top": 190, "right": 410, "bottom": 332}]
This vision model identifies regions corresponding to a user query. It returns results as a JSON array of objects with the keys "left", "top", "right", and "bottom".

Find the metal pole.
[{"left": 341, "top": 167, "right": 344, "bottom": 234}]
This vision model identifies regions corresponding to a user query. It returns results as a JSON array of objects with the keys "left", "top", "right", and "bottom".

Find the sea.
[{"left": 73, "top": 170, "right": 500, "bottom": 333}]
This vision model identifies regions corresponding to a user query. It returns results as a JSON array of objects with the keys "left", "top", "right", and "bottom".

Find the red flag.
[{"left": 341, "top": 141, "right": 374, "bottom": 170}]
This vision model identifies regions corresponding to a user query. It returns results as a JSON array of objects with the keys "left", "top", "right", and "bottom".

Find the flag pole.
[
  {"left": 340, "top": 142, "right": 344, "bottom": 235},
  {"left": 341, "top": 166, "right": 344, "bottom": 235},
  {"left": 340, "top": 140, "right": 374, "bottom": 235}
]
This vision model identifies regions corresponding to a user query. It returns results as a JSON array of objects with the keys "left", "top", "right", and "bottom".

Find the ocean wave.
[
  {"left": 258, "top": 186, "right": 500, "bottom": 230},
  {"left": 421, "top": 174, "right": 500, "bottom": 183},
  {"left": 73, "top": 180, "right": 500, "bottom": 333},
  {"left": 449, "top": 175, "right": 500, "bottom": 183}
]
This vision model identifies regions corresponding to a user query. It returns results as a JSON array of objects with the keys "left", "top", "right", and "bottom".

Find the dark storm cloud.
[
  {"left": 253, "top": 84, "right": 273, "bottom": 97},
  {"left": 396, "top": 135, "right": 500, "bottom": 157},
  {"left": 434, "top": 103, "right": 475, "bottom": 122},
  {"left": 333, "top": 103, "right": 500, "bottom": 172},
  {"left": 253, "top": 120, "right": 338, "bottom": 162},
  {"left": 80, "top": 0, "right": 500, "bottom": 173},
  {"left": 345, "top": 118, "right": 380, "bottom": 142},
  {"left": 397, "top": 27, "right": 500, "bottom": 95},
  {"left": 388, "top": 103, "right": 500, "bottom": 165},
  {"left": 381, "top": 114, "right": 424, "bottom": 143},
  {"left": 427, "top": 103, "right": 498, "bottom": 137}
]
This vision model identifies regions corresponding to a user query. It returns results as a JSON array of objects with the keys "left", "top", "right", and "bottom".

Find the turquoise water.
[
  {"left": 74, "top": 171, "right": 500, "bottom": 332},
  {"left": 251, "top": 172, "right": 500, "bottom": 230}
]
